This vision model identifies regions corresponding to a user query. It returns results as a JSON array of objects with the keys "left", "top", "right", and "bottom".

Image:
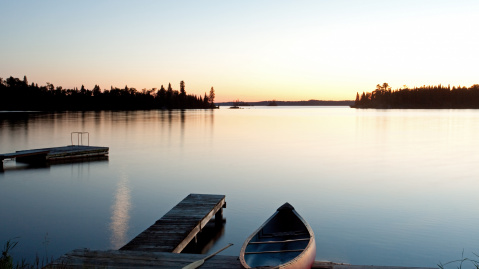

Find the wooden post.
[
  {"left": 215, "top": 208, "right": 223, "bottom": 227},
  {"left": 0, "top": 156, "right": 4, "bottom": 173}
]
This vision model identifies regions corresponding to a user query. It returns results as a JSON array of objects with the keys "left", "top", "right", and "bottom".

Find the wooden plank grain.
[
  {"left": 47, "top": 249, "right": 242, "bottom": 269},
  {"left": 120, "top": 194, "right": 226, "bottom": 253}
]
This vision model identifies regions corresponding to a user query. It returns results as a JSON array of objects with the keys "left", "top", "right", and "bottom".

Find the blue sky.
[{"left": 1, "top": 0, "right": 478, "bottom": 101}]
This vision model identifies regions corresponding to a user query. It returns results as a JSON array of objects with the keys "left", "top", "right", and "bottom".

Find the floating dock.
[
  {"left": 1, "top": 132, "right": 108, "bottom": 171},
  {"left": 0, "top": 145, "right": 109, "bottom": 171},
  {"left": 0, "top": 145, "right": 109, "bottom": 162},
  {"left": 46, "top": 194, "right": 435, "bottom": 269}
]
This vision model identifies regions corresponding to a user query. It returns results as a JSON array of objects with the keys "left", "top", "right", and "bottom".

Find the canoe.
[{"left": 239, "top": 203, "right": 316, "bottom": 269}]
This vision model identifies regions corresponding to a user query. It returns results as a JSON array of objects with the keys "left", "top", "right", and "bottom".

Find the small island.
[
  {"left": 352, "top": 83, "right": 479, "bottom": 109},
  {"left": 267, "top": 100, "right": 278, "bottom": 106},
  {"left": 229, "top": 99, "right": 249, "bottom": 109}
]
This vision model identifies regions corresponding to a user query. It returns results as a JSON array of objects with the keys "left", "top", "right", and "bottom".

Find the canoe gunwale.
[
  {"left": 249, "top": 238, "right": 310, "bottom": 244},
  {"left": 245, "top": 249, "right": 305, "bottom": 255}
]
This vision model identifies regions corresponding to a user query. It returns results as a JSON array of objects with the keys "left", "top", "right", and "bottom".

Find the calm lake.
[{"left": 1, "top": 107, "right": 478, "bottom": 268}]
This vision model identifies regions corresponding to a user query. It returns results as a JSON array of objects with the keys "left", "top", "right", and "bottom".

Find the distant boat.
[{"left": 239, "top": 203, "right": 316, "bottom": 269}]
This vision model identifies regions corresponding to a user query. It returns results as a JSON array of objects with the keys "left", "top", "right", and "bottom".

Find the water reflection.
[
  {"left": 181, "top": 110, "right": 185, "bottom": 148},
  {"left": 0, "top": 156, "right": 108, "bottom": 173},
  {"left": 182, "top": 217, "right": 226, "bottom": 254},
  {"left": 109, "top": 172, "right": 131, "bottom": 249},
  {"left": 4, "top": 108, "right": 478, "bottom": 267},
  {"left": 1, "top": 160, "right": 50, "bottom": 172}
]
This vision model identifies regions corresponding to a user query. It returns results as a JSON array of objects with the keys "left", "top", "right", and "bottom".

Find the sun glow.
[{"left": 1, "top": 1, "right": 477, "bottom": 102}]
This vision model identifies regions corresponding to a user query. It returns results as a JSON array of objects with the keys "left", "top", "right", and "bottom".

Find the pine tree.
[
  {"left": 204, "top": 92, "right": 209, "bottom": 105},
  {"left": 93, "top": 85, "right": 101, "bottom": 96},
  {"left": 180, "top": 81, "right": 186, "bottom": 96},
  {"left": 209, "top": 87, "right": 215, "bottom": 105}
]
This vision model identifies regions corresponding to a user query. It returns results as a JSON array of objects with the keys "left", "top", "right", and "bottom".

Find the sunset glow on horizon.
[{"left": 1, "top": 1, "right": 478, "bottom": 102}]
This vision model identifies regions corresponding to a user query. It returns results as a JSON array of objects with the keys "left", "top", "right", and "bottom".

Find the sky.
[{"left": 1, "top": 0, "right": 478, "bottom": 102}]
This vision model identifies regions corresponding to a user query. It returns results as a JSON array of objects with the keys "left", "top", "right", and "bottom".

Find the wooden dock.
[
  {"left": 0, "top": 145, "right": 109, "bottom": 171},
  {"left": 121, "top": 193, "right": 226, "bottom": 253},
  {"left": 46, "top": 194, "right": 435, "bottom": 269}
]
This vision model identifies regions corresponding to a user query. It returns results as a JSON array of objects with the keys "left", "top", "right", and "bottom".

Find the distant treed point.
[
  {"left": 0, "top": 76, "right": 217, "bottom": 111},
  {"left": 352, "top": 83, "right": 479, "bottom": 109}
]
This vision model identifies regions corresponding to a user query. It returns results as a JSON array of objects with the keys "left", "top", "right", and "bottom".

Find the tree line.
[
  {"left": 0, "top": 76, "right": 217, "bottom": 110},
  {"left": 352, "top": 83, "right": 479, "bottom": 108}
]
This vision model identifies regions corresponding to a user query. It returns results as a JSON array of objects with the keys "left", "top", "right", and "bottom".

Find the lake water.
[{"left": 1, "top": 107, "right": 478, "bottom": 268}]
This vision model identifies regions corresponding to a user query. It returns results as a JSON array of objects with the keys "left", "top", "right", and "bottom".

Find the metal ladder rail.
[{"left": 71, "top": 132, "right": 89, "bottom": 146}]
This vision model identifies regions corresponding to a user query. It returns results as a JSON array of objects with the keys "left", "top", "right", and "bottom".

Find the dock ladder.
[{"left": 71, "top": 132, "right": 89, "bottom": 146}]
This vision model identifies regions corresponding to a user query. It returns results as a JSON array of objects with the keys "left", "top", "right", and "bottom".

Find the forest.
[
  {"left": 352, "top": 83, "right": 479, "bottom": 109},
  {"left": 0, "top": 76, "right": 216, "bottom": 110}
]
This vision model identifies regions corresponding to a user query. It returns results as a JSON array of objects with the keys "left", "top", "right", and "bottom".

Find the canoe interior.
[{"left": 243, "top": 205, "right": 312, "bottom": 268}]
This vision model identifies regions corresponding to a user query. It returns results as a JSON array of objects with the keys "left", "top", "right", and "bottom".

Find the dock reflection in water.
[
  {"left": 1, "top": 156, "right": 108, "bottom": 172},
  {"left": 109, "top": 171, "right": 131, "bottom": 249},
  {"left": 182, "top": 217, "right": 226, "bottom": 254}
]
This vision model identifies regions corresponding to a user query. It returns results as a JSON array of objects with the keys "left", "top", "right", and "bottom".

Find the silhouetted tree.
[
  {"left": 157, "top": 85, "right": 167, "bottom": 107},
  {"left": 180, "top": 81, "right": 186, "bottom": 96},
  {"left": 6, "top": 77, "right": 22, "bottom": 88},
  {"left": 179, "top": 81, "right": 186, "bottom": 108},
  {"left": 46, "top": 82, "right": 54, "bottom": 91},
  {"left": 93, "top": 85, "right": 101, "bottom": 96},
  {"left": 209, "top": 87, "right": 215, "bottom": 105},
  {"left": 204, "top": 92, "right": 209, "bottom": 105},
  {"left": 382, "top": 83, "right": 390, "bottom": 91}
]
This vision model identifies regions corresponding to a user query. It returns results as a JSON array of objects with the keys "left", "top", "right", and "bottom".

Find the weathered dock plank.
[
  {"left": 45, "top": 249, "right": 242, "bottom": 269},
  {"left": 1, "top": 149, "right": 50, "bottom": 159},
  {"left": 120, "top": 194, "right": 226, "bottom": 253}
]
